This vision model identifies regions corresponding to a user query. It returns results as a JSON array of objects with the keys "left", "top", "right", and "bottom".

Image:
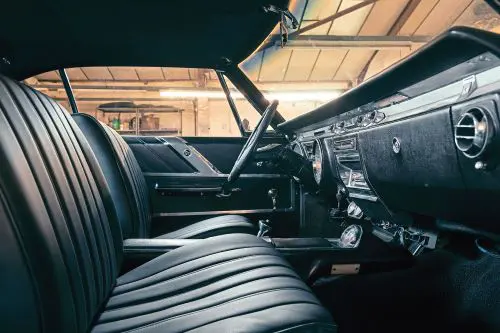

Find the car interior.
[{"left": 2, "top": 0, "right": 500, "bottom": 332}]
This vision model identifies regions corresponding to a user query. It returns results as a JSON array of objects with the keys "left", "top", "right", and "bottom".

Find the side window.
[
  {"left": 224, "top": 76, "right": 274, "bottom": 133},
  {"left": 25, "top": 67, "right": 251, "bottom": 137}
]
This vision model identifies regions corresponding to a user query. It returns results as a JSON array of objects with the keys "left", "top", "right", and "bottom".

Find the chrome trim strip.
[
  {"left": 144, "top": 172, "right": 288, "bottom": 178},
  {"left": 153, "top": 208, "right": 294, "bottom": 217},
  {"left": 349, "top": 192, "right": 378, "bottom": 202}
]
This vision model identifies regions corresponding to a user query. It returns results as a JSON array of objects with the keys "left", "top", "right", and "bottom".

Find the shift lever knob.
[
  {"left": 257, "top": 219, "right": 271, "bottom": 238},
  {"left": 268, "top": 188, "right": 278, "bottom": 210}
]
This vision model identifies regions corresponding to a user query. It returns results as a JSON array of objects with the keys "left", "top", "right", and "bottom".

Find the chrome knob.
[
  {"left": 268, "top": 188, "right": 278, "bottom": 210},
  {"left": 474, "top": 160, "right": 487, "bottom": 170}
]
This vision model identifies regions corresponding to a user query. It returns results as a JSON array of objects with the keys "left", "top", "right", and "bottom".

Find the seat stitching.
[
  {"left": 180, "top": 302, "right": 329, "bottom": 333},
  {"left": 29, "top": 88, "right": 105, "bottom": 307},
  {"left": 0, "top": 79, "right": 85, "bottom": 329},
  {"left": 116, "top": 244, "right": 275, "bottom": 287},
  {"left": 114, "top": 253, "right": 289, "bottom": 296},
  {"left": 0, "top": 183, "right": 45, "bottom": 330},
  {"left": 123, "top": 297, "right": 320, "bottom": 333},
  {"left": 101, "top": 271, "right": 302, "bottom": 319}
]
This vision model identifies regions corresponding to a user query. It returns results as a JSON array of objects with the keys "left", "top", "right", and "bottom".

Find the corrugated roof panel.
[
  {"left": 358, "top": 0, "right": 408, "bottom": 35},
  {"left": 334, "top": 49, "right": 373, "bottom": 81},
  {"left": 82, "top": 67, "right": 113, "bottom": 80},
  {"left": 284, "top": 49, "right": 320, "bottom": 81},
  {"left": 364, "top": 49, "right": 409, "bottom": 79},
  {"left": 66, "top": 68, "right": 88, "bottom": 81},
  {"left": 308, "top": 49, "right": 348, "bottom": 81},
  {"left": 303, "top": 0, "right": 341, "bottom": 20},
  {"left": 398, "top": 0, "right": 440, "bottom": 35},
  {"left": 258, "top": 48, "right": 293, "bottom": 81},
  {"left": 454, "top": 0, "right": 500, "bottom": 31},
  {"left": 108, "top": 67, "right": 139, "bottom": 80},
  {"left": 329, "top": 0, "right": 374, "bottom": 35},
  {"left": 136, "top": 67, "right": 164, "bottom": 80},
  {"left": 240, "top": 50, "right": 263, "bottom": 81},
  {"left": 35, "top": 70, "right": 59, "bottom": 81},
  {"left": 301, "top": 20, "right": 331, "bottom": 35},
  {"left": 162, "top": 68, "right": 191, "bottom": 80},
  {"left": 415, "top": 0, "right": 473, "bottom": 35}
]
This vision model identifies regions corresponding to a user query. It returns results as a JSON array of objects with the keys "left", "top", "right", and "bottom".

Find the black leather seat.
[
  {"left": 72, "top": 113, "right": 255, "bottom": 239},
  {"left": 0, "top": 75, "right": 336, "bottom": 332}
]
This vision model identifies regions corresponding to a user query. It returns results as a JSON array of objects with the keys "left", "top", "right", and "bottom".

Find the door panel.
[
  {"left": 124, "top": 136, "right": 296, "bottom": 223},
  {"left": 150, "top": 175, "right": 294, "bottom": 216},
  {"left": 182, "top": 136, "right": 287, "bottom": 174}
]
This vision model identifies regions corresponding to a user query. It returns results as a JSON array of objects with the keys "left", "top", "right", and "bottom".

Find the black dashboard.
[{"left": 280, "top": 27, "right": 500, "bottom": 236}]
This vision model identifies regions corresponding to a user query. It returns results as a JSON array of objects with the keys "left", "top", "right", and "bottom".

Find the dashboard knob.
[
  {"left": 392, "top": 137, "right": 401, "bottom": 154},
  {"left": 373, "top": 111, "right": 385, "bottom": 123},
  {"left": 474, "top": 160, "right": 487, "bottom": 170}
]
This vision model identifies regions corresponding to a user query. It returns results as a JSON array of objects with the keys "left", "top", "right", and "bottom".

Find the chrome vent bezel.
[{"left": 454, "top": 107, "right": 491, "bottom": 159}]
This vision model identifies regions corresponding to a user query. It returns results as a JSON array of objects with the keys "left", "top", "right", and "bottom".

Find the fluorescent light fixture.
[{"left": 159, "top": 89, "right": 341, "bottom": 102}]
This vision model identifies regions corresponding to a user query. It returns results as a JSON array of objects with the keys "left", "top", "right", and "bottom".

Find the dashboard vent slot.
[
  {"left": 454, "top": 107, "right": 492, "bottom": 158},
  {"left": 314, "top": 130, "right": 325, "bottom": 136},
  {"left": 332, "top": 138, "right": 356, "bottom": 152}
]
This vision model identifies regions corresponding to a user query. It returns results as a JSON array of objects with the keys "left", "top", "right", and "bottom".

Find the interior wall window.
[{"left": 24, "top": 67, "right": 252, "bottom": 137}]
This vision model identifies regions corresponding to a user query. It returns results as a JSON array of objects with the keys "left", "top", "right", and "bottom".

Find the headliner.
[{"left": 0, "top": 0, "right": 287, "bottom": 80}]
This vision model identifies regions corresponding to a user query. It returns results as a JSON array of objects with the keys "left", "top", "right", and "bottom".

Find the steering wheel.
[{"left": 227, "top": 100, "right": 279, "bottom": 184}]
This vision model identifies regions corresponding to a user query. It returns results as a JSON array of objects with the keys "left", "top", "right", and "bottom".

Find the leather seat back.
[
  {"left": 0, "top": 76, "right": 123, "bottom": 333},
  {"left": 72, "top": 114, "right": 150, "bottom": 238}
]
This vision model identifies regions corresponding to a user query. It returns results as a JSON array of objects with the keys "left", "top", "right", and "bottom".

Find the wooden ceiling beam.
[
  {"left": 357, "top": 0, "right": 423, "bottom": 84},
  {"left": 33, "top": 79, "right": 351, "bottom": 91},
  {"left": 258, "top": 0, "right": 379, "bottom": 52}
]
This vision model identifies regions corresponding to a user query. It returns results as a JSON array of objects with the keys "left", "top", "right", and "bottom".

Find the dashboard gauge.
[{"left": 312, "top": 139, "right": 323, "bottom": 184}]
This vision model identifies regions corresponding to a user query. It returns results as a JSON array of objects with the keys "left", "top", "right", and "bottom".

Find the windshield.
[{"left": 240, "top": 0, "right": 500, "bottom": 121}]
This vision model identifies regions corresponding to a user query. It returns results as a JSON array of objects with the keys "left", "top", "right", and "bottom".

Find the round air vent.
[{"left": 454, "top": 107, "right": 493, "bottom": 159}]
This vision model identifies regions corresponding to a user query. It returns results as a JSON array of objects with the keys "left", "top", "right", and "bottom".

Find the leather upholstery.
[
  {"left": 93, "top": 234, "right": 335, "bottom": 333},
  {"left": 0, "top": 75, "right": 123, "bottom": 332},
  {"left": 72, "top": 113, "right": 256, "bottom": 239},
  {"left": 156, "top": 214, "right": 257, "bottom": 239},
  {"left": 0, "top": 75, "right": 336, "bottom": 332}
]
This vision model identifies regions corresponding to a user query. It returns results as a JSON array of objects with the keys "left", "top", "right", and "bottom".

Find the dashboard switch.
[{"left": 347, "top": 201, "right": 363, "bottom": 219}]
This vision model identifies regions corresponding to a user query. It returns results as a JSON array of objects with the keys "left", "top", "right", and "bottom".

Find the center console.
[
  {"left": 326, "top": 134, "right": 395, "bottom": 222},
  {"left": 267, "top": 233, "right": 412, "bottom": 283}
]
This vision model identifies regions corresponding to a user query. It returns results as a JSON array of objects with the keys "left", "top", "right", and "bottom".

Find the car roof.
[{"left": 0, "top": 0, "right": 287, "bottom": 79}]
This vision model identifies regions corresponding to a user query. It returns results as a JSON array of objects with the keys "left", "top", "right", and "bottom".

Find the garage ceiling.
[{"left": 30, "top": 0, "right": 500, "bottom": 103}]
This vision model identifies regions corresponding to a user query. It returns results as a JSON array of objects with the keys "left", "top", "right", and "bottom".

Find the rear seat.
[{"left": 0, "top": 75, "right": 336, "bottom": 333}]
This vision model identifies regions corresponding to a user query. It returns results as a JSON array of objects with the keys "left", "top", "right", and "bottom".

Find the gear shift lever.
[{"left": 257, "top": 219, "right": 271, "bottom": 238}]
